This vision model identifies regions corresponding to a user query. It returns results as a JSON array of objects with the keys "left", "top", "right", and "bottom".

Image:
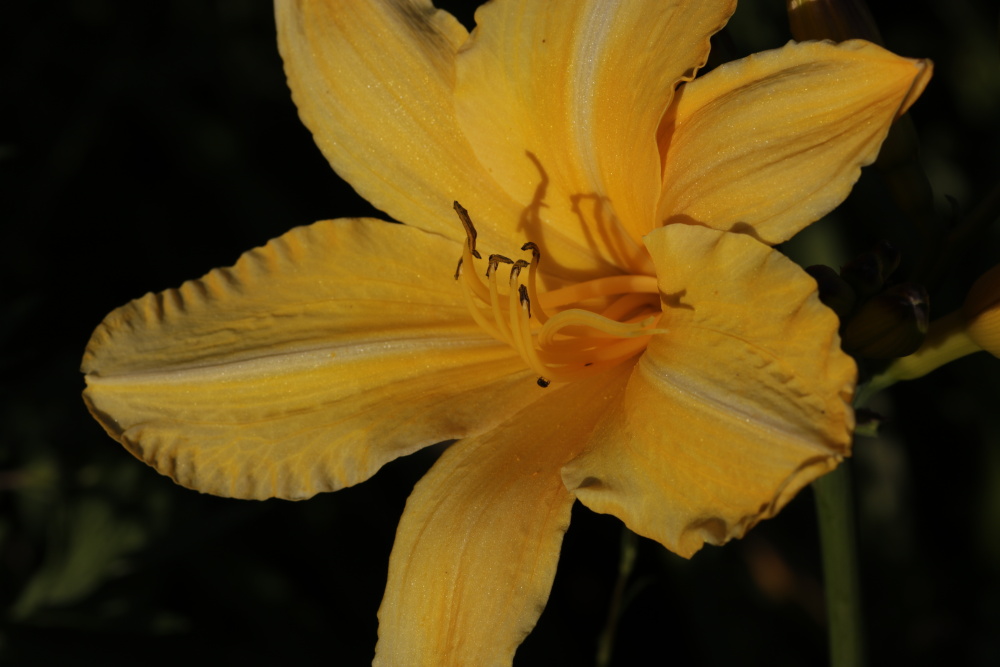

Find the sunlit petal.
[
  {"left": 84, "top": 3, "right": 931, "bottom": 659},
  {"left": 276, "top": 0, "right": 540, "bottom": 264},
  {"left": 83, "top": 219, "right": 540, "bottom": 499},
  {"left": 455, "top": 0, "right": 735, "bottom": 277},
  {"left": 658, "top": 39, "right": 932, "bottom": 243},
  {"left": 375, "top": 364, "right": 631, "bottom": 665},
  {"left": 563, "top": 224, "right": 855, "bottom": 557}
]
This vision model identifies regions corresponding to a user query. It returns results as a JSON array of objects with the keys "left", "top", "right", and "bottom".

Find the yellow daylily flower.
[{"left": 81, "top": 0, "right": 930, "bottom": 662}]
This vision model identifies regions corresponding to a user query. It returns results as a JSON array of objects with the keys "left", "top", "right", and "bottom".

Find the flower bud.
[
  {"left": 842, "top": 283, "right": 929, "bottom": 358},
  {"left": 838, "top": 242, "right": 901, "bottom": 300},
  {"left": 863, "top": 270, "right": 1000, "bottom": 392},
  {"left": 872, "top": 240, "right": 901, "bottom": 281},
  {"left": 963, "top": 264, "right": 1000, "bottom": 357},
  {"left": 840, "top": 251, "right": 884, "bottom": 298}
]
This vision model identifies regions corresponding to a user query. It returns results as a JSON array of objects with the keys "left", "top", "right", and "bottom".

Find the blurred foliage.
[{"left": 2, "top": 0, "right": 998, "bottom": 665}]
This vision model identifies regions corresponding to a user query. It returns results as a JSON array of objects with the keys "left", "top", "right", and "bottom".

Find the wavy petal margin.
[
  {"left": 564, "top": 224, "right": 855, "bottom": 557},
  {"left": 455, "top": 0, "right": 735, "bottom": 275},
  {"left": 375, "top": 364, "right": 631, "bottom": 665},
  {"left": 658, "top": 39, "right": 932, "bottom": 244},
  {"left": 82, "top": 219, "right": 540, "bottom": 499},
  {"left": 276, "top": 0, "right": 547, "bottom": 267}
]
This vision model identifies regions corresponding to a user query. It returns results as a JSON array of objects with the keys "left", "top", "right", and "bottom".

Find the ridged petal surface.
[
  {"left": 563, "top": 224, "right": 856, "bottom": 557},
  {"left": 375, "top": 364, "right": 631, "bottom": 666},
  {"left": 658, "top": 40, "right": 932, "bottom": 243},
  {"left": 83, "top": 219, "right": 540, "bottom": 499}
]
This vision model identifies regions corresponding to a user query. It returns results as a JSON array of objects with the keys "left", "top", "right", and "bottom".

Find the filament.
[{"left": 453, "top": 201, "right": 662, "bottom": 385}]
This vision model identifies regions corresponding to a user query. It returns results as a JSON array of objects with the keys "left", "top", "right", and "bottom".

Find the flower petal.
[
  {"left": 454, "top": 0, "right": 735, "bottom": 275},
  {"left": 374, "top": 363, "right": 631, "bottom": 665},
  {"left": 563, "top": 224, "right": 856, "bottom": 558},
  {"left": 82, "top": 219, "right": 540, "bottom": 500},
  {"left": 275, "top": 0, "right": 556, "bottom": 273},
  {"left": 657, "top": 39, "right": 932, "bottom": 244}
]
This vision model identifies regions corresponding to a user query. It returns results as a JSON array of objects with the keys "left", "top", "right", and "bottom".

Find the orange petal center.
[{"left": 454, "top": 202, "right": 661, "bottom": 386}]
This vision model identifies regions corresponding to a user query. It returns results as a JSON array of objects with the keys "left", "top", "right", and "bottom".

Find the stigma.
[{"left": 453, "top": 202, "right": 662, "bottom": 385}]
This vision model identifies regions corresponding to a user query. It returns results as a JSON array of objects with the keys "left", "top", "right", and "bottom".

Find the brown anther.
[
  {"left": 454, "top": 257, "right": 464, "bottom": 280},
  {"left": 518, "top": 284, "right": 531, "bottom": 318},
  {"left": 509, "top": 259, "right": 530, "bottom": 282},
  {"left": 454, "top": 200, "right": 481, "bottom": 259},
  {"left": 486, "top": 254, "right": 513, "bottom": 277},
  {"left": 521, "top": 241, "right": 540, "bottom": 262},
  {"left": 536, "top": 377, "right": 550, "bottom": 388}
]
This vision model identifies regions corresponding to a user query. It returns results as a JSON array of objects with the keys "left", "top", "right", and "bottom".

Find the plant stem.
[
  {"left": 596, "top": 527, "right": 638, "bottom": 667},
  {"left": 813, "top": 461, "right": 865, "bottom": 667}
]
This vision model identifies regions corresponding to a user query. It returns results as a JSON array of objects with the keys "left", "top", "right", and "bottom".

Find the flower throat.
[{"left": 453, "top": 202, "right": 662, "bottom": 386}]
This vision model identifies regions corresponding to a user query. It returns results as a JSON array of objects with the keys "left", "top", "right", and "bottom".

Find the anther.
[
  {"left": 487, "top": 254, "right": 513, "bottom": 277},
  {"left": 454, "top": 200, "right": 481, "bottom": 259},
  {"left": 509, "top": 259, "right": 529, "bottom": 282},
  {"left": 450, "top": 202, "right": 659, "bottom": 386},
  {"left": 518, "top": 284, "right": 531, "bottom": 318}
]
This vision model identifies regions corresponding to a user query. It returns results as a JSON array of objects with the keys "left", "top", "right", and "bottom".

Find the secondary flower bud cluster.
[
  {"left": 962, "top": 264, "right": 1000, "bottom": 357},
  {"left": 808, "top": 241, "right": 929, "bottom": 359}
]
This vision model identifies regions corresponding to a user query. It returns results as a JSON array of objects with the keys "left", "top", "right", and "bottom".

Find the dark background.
[{"left": 3, "top": 1, "right": 999, "bottom": 665}]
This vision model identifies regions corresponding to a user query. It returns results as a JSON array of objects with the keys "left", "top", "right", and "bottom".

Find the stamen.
[
  {"left": 510, "top": 260, "right": 530, "bottom": 302},
  {"left": 454, "top": 201, "right": 481, "bottom": 259},
  {"left": 458, "top": 271, "right": 506, "bottom": 343},
  {"left": 521, "top": 242, "right": 549, "bottom": 324},
  {"left": 460, "top": 241, "right": 491, "bottom": 303},
  {"left": 509, "top": 264, "right": 534, "bottom": 357},
  {"left": 509, "top": 270, "right": 547, "bottom": 378},
  {"left": 488, "top": 256, "right": 514, "bottom": 344},
  {"left": 517, "top": 284, "right": 530, "bottom": 319},
  {"left": 539, "top": 275, "right": 659, "bottom": 310},
  {"left": 520, "top": 242, "right": 540, "bottom": 262},
  {"left": 534, "top": 330, "right": 657, "bottom": 367},
  {"left": 538, "top": 310, "right": 658, "bottom": 348},
  {"left": 487, "top": 254, "right": 513, "bottom": 277},
  {"left": 601, "top": 292, "right": 661, "bottom": 322},
  {"left": 585, "top": 335, "right": 654, "bottom": 362},
  {"left": 451, "top": 203, "right": 662, "bottom": 386}
]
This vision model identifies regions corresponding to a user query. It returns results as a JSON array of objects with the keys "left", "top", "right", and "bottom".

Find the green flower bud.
[{"left": 963, "top": 264, "right": 1000, "bottom": 357}]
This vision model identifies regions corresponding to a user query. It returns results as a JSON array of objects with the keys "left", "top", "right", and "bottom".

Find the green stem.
[
  {"left": 813, "top": 461, "right": 865, "bottom": 667},
  {"left": 596, "top": 527, "right": 638, "bottom": 667},
  {"left": 858, "top": 309, "right": 980, "bottom": 405}
]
